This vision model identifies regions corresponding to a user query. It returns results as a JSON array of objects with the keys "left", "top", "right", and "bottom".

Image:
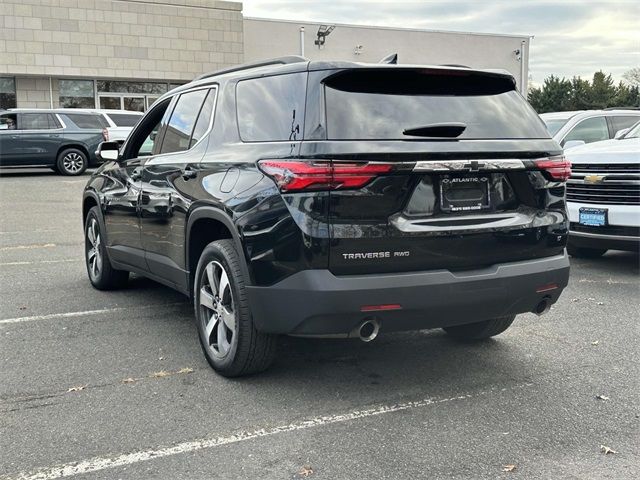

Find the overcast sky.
[{"left": 242, "top": 0, "right": 639, "bottom": 85}]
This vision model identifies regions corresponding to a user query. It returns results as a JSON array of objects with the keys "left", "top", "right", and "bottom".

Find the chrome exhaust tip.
[{"left": 356, "top": 318, "right": 380, "bottom": 342}]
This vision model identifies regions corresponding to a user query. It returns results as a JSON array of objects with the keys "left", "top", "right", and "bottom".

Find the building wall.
[
  {"left": 0, "top": 0, "right": 243, "bottom": 81},
  {"left": 244, "top": 18, "right": 530, "bottom": 93},
  {"left": 15, "top": 77, "right": 59, "bottom": 108}
]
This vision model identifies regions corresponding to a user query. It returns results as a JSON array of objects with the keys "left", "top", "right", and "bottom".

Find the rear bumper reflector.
[
  {"left": 360, "top": 304, "right": 403, "bottom": 312},
  {"left": 536, "top": 283, "right": 559, "bottom": 293}
]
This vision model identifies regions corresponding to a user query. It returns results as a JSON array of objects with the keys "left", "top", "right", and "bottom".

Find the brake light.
[
  {"left": 534, "top": 155, "right": 571, "bottom": 182},
  {"left": 102, "top": 128, "right": 109, "bottom": 141},
  {"left": 258, "top": 160, "right": 394, "bottom": 192}
]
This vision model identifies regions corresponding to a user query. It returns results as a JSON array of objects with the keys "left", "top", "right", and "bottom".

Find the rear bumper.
[
  {"left": 246, "top": 253, "right": 570, "bottom": 336},
  {"left": 569, "top": 230, "right": 640, "bottom": 252}
]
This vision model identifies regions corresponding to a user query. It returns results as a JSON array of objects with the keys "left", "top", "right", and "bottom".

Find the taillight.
[
  {"left": 102, "top": 128, "right": 109, "bottom": 141},
  {"left": 258, "top": 160, "right": 394, "bottom": 192},
  {"left": 533, "top": 155, "right": 571, "bottom": 182}
]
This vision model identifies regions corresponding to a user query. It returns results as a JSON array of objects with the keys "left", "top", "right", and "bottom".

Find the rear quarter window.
[
  {"left": 236, "top": 73, "right": 306, "bottom": 142},
  {"left": 105, "top": 113, "right": 142, "bottom": 127},
  {"left": 323, "top": 69, "right": 549, "bottom": 140}
]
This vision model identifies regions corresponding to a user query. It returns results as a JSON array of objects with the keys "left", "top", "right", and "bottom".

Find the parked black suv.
[
  {"left": 83, "top": 58, "right": 571, "bottom": 376},
  {"left": 0, "top": 109, "right": 105, "bottom": 175}
]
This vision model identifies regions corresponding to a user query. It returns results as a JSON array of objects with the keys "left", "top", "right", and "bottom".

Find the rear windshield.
[
  {"left": 323, "top": 69, "right": 549, "bottom": 140},
  {"left": 61, "top": 113, "right": 108, "bottom": 129},
  {"left": 106, "top": 113, "right": 142, "bottom": 127}
]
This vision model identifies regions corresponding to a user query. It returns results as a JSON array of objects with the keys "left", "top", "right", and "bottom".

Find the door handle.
[
  {"left": 10, "top": 135, "right": 19, "bottom": 139},
  {"left": 49, "top": 134, "right": 60, "bottom": 138},
  {"left": 182, "top": 166, "right": 198, "bottom": 180}
]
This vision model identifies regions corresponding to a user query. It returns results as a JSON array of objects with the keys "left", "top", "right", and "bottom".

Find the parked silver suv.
[{"left": 540, "top": 109, "right": 640, "bottom": 149}]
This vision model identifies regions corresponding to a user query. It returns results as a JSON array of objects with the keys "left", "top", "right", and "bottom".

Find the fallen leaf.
[
  {"left": 571, "top": 298, "right": 579, "bottom": 303},
  {"left": 158, "top": 356, "right": 165, "bottom": 361},
  {"left": 67, "top": 385, "right": 87, "bottom": 392},
  {"left": 597, "top": 302, "right": 604, "bottom": 306},
  {"left": 298, "top": 466, "right": 314, "bottom": 477},
  {"left": 122, "top": 378, "right": 136, "bottom": 384},
  {"left": 177, "top": 367, "right": 194, "bottom": 374},
  {"left": 595, "top": 395, "right": 609, "bottom": 401},
  {"left": 591, "top": 340, "right": 599, "bottom": 346},
  {"left": 151, "top": 371, "right": 171, "bottom": 378},
  {"left": 502, "top": 465, "right": 516, "bottom": 472},
  {"left": 600, "top": 445, "right": 617, "bottom": 455}
]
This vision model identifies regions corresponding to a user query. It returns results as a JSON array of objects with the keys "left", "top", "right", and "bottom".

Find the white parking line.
[
  {"left": 0, "top": 243, "right": 56, "bottom": 251},
  {"left": 0, "top": 303, "right": 185, "bottom": 325},
  {"left": 0, "top": 259, "right": 79, "bottom": 266},
  {"left": 2, "top": 383, "right": 534, "bottom": 480}
]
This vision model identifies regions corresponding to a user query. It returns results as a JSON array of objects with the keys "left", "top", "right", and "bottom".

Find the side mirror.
[
  {"left": 563, "top": 140, "right": 586, "bottom": 150},
  {"left": 96, "top": 141, "right": 120, "bottom": 162},
  {"left": 614, "top": 128, "right": 629, "bottom": 139}
]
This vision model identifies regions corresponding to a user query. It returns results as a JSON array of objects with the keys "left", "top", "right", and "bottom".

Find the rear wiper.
[{"left": 403, "top": 122, "right": 467, "bottom": 138}]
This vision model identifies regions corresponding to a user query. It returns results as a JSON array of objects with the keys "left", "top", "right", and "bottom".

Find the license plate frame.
[
  {"left": 440, "top": 175, "right": 491, "bottom": 213},
  {"left": 578, "top": 207, "right": 608, "bottom": 227}
]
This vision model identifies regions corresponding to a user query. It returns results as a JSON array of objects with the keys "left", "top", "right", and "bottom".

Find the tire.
[
  {"left": 567, "top": 244, "right": 607, "bottom": 258},
  {"left": 84, "top": 207, "right": 128, "bottom": 290},
  {"left": 57, "top": 148, "right": 88, "bottom": 176},
  {"left": 443, "top": 315, "right": 516, "bottom": 341},
  {"left": 194, "top": 239, "right": 277, "bottom": 377}
]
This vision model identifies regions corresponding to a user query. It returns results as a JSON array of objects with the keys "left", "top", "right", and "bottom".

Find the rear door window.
[
  {"left": 63, "top": 113, "right": 107, "bottom": 129},
  {"left": 106, "top": 113, "right": 142, "bottom": 127},
  {"left": 562, "top": 117, "right": 609, "bottom": 145},
  {"left": 189, "top": 90, "right": 215, "bottom": 148},
  {"left": 236, "top": 73, "right": 306, "bottom": 142},
  {"left": 159, "top": 89, "right": 209, "bottom": 154},
  {"left": 322, "top": 69, "right": 549, "bottom": 140},
  {"left": 20, "top": 113, "right": 52, "bottom": 130}
]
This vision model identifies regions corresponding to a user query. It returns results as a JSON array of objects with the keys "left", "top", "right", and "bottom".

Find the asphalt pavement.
[{"left": 1, "top": 168, "right": 638, "bottom": 479}]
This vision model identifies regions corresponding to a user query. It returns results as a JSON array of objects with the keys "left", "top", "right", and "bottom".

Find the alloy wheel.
[
  {"left": 86, "top": 218, "right": 103, "bottom": 281},
  {"left": 62, "top": 152, "right": 84, "bottom": 174},
  {"left": 199, "top": 261, "right": 236, "bottom": 358}
]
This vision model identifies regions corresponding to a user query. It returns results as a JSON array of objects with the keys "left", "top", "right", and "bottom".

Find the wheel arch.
[
  {"left": 57, "top": 143, "right": 90, "bottom": 161},
  {"left": 82, "top": 192, "right": 100, "bottom": 224},
  {"left": 186, "top": 207, "right": 252, "bottom": 295}
]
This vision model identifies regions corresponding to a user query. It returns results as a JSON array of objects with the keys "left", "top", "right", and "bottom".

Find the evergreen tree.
[{"left": 527, "top": 71, "right": 640, "bottom": 113}]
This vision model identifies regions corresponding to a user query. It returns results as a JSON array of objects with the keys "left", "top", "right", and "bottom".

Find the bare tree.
[{"left": 622, "top": 68, "right": 640, "bottom": 87}]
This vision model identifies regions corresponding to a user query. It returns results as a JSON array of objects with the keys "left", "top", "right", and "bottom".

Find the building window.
[
  {"left": 97, "top": 81, "right": 168, "bottom": 95},
  {"left": 0, "top": 78, "right": 17, "bottom": 109},
  {"left": 59, "top": 80, "right": 95, "bottom": 108}
]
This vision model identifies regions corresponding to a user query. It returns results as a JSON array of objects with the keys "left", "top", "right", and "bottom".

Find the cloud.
[{"left": 242, "top": 0, "right": 640, "bottom": 82}]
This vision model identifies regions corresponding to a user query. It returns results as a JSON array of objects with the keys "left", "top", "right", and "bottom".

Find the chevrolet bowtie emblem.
[
  {"left": 463, "top": 161, "right": 485, "bottom": 172},
  {"left": 584, "top": 175, "right": 606, "bottom": 184}
]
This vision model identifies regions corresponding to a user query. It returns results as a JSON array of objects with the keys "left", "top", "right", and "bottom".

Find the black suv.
[
  {"left": 0, "top": 109, "right": 106, "bottom": 175},
  {"left": 83, "top": 58, "right": 571, "bottom": 376}
]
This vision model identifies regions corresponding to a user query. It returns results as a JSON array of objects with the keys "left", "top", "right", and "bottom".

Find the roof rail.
[
  {"left": 193, "top": 56, "right": 307, "bottom": 81},
  {"left": 603, "top": 106, "right": 640, "bottom": 111}
]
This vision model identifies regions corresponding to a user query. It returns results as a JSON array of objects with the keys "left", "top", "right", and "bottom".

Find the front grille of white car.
[{"left": 567, "top": 163, "right": 640, "bottom": 205}]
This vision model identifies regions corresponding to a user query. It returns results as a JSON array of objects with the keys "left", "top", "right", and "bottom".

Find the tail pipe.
[
  {"left": 534, "top": 296, "right": 552, "bottom": 316},
  {"left": 353, "top": 318, "right": 381, "bottom": 342}
]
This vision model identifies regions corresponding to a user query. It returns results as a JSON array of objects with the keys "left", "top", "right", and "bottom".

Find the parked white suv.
[
  {"left": 97, "top": 109, "right": 143, "bottom": 142},
  {"left": 540, "top": 110, "right": 640, "bottom": 149},
  {"left": 55, "top": 108, "right": 143, "bottom": 142},
  {"left": 564, "top": 121, "right": 640, "bottom": 257}
]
